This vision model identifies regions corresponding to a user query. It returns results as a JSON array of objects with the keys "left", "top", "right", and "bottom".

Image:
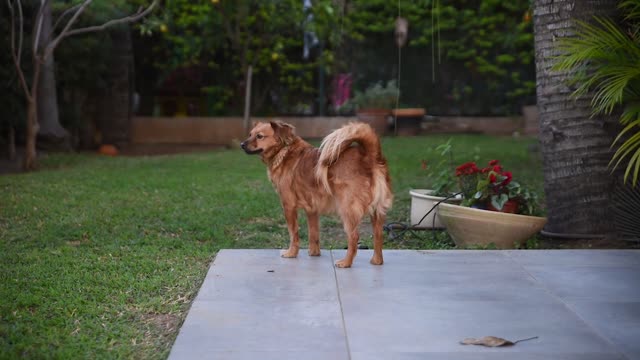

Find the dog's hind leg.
[
  {"left": 335, "top": 213, "right": 362, "bottom": 268},
  {"left": 281, "top": 207, "right": 300, "bottom": 258},
  {"left": 306, "top": 211, "right": 321, "bottom": 256},
  {"left": 370, "top": 211, "right": 385, "bottom": 265}
]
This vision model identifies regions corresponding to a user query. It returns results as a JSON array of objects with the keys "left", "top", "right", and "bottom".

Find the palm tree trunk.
[{"left": 533, "top": 0, "right": 620, "bottom": 237}]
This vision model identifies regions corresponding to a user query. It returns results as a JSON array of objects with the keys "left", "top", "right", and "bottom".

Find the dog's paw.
[
  {"left": 334, "top": 258, "right": 352, "bottom": 268},
  {"left": 280, "top": 249, "right": 299, "bottom": 258},
  {"left": 308, "top": 248, "right": 321, "bottom": 256},
  {"left": 370, "top": 256, "right": 384, "bottom": 265}
]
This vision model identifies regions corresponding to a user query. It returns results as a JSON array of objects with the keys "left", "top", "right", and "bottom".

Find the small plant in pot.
[
  {"left": 410, "top": 140, "right": 462, "bottom": 229},
  {"left": 349, "top": 80, "right": 398, "bottom": 135},
  {"left": 438, "top": 159, "right": 546, "bottom": 249}
]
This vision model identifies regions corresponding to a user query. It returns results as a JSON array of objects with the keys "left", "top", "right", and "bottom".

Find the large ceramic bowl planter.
[
  {"left": 437, "top": 202, "right": 547, "bottom": 249},
  {"left": 410, "top": 189, "right": 462, "bottom": 229}
]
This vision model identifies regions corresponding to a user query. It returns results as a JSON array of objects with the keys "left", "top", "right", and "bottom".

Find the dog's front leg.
[{"left": 281, "top": 206, "right": 300, "bottom": 258}]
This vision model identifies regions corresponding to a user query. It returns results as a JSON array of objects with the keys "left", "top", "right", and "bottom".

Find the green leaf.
[{"left": 491, "top": 194, "right": 509, "bottom": 210}]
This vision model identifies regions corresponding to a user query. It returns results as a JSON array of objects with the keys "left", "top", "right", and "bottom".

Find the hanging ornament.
[{"left": 395, "top": 16, "right": 408, "bottom": 48}]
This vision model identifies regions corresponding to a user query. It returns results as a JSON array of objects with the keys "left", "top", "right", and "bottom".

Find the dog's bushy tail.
[{"left": 316, "top": 122, "right": 393, "bottom": 215}]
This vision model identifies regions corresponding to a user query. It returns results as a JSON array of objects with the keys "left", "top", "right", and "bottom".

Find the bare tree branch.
[
  {"left": 43, "top": 0, "right": 93, "bottom": 59},
  {"left": 14, "top": 0, "right": 23, "bottom": 64},
  {"left": 32, "top": 0, "right": 50, "bottom": 53},
  {"left": 44, "top": 0, "right": 157, "bottom": 60},
  {"left": 64, "top": 0, "right": 157, "bottom": 37},
  {"left": 51, "top": 2, "right": 82, "bottom": 34},
  {"left": 7, "top": 0, "right": 31, "bottom": 99}
]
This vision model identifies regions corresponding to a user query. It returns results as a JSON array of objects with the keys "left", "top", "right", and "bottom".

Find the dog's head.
[{"left": 241, "top": 121, "right": 295, "bottom": 156}]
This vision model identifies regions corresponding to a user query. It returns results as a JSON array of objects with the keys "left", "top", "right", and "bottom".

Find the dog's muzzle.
[{"left": 241, "top": 141, "right": 263, "bottom": 155}]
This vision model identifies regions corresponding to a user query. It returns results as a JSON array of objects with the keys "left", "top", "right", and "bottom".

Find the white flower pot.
[{"left": 410, "top": 189, "right": 462, "bottom": 229}]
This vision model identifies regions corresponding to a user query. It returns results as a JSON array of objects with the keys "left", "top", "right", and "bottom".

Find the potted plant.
[
  {"left": 455, "top": 160, "right": 540, "bottom": 215},
  {"left": 410, "top": 140, "right": 462, "bottom": 228},
  {"left": 437, "top": 159, "right": 546, "bottom": 248},
  {"left": 349, "top": 80, "right": 398, "bottom": 135}
]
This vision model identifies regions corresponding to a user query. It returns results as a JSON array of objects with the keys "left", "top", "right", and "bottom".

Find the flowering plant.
[
  {"left": 421, "top": 139, "right": 460, "bottom": 197},
  {"left": 455, "top": 160, "right": 539, "bottom": 215}
]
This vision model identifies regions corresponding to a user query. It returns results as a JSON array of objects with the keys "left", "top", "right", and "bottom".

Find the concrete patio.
[{"left": 169, "top": 249, "right": 640, "bottom": 359}]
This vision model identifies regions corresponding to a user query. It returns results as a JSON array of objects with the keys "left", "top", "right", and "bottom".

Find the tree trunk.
[
  {"left": 24, "top": 96, "right": 39, "bottom": 171},
  {"left": 8, "top": 126, "right": 16, "bottom": 161},
  {"left": 36, "top": 0, "right": 70, "bottom": 150},
  {"left": 23, "top": 55, "right": 42, "bottom": 171},
  {"left": 533, "top": 0, "right": 620, "bottom": 237}
]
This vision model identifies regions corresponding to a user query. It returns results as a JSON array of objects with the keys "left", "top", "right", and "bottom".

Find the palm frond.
[
  {"left": 621, "top": 102, "right": 640, "bottom": 125},
  {"left": 611, "top": 130, "right": 640, "bottom": 185},
  {"left": 591, "top": 66, "right": 640, "bottom": 114},
  {"left": 611, "top": 132, "right": 640, "bottom": 171},
  {"left": 554, "top": 8, "right": 640, "bottom": 186},
  {"left": 620, "top": 0, "right": 640, "bottom": 23},
  {"left": 612, "top": 183, "right": 640, "bottom": 241},
  {"left": 626, "top": 148, "right": 640, "bottom": 186}
]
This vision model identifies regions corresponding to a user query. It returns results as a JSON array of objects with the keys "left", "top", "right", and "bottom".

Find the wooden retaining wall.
[{"left": 131, "top": 114, "right": 534, "bottom": 146}]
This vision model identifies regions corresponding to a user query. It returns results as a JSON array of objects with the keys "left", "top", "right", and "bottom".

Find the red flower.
[
  {"left": 489, "top": 160, "right": 500, "bottom": 166},
  {"left": 489, "top": 173, "right": 497, "bottom": 183},
  {"left": 455, "top": 162, "right": 479, "bottom": 176},
  {"left": 501, "top": 171, "right": 513, "bottom": 186},
  {"left": 493, "top": 165, "right": 502, "bottom": 172}
]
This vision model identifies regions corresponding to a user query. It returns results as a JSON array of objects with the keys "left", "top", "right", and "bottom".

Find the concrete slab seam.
[
  {"left": 502, "top": 251, "right": 630, "bottom": 360},
  {"left": 330, "top": 249, "right": 352, "bottom": 360}
]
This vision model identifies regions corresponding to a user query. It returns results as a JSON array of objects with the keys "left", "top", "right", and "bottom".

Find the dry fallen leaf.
[
  {"left": 460, "top": 336, "right": 539, "bottom": 347},
  {"left": 460, "top": 336, "right": 514, "bottom": 347}
]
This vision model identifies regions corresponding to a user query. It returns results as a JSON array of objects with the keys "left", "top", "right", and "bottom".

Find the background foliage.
[
  {"left": 137, "top": 0, "right": 339, "bottom": 116},
  {"left": 133, "top": 0, "right": 535, "bottom": 117},
  {"left": 1, "top": 0, "right": 536, "bottom": 153},
  {"left": 344, "top": 0, "right": 535, "bottom": 115}
]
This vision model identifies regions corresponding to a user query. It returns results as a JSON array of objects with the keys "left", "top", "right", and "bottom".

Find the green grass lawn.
[{"left": 0, "top": 134, "right": 542, "bottom": 358}]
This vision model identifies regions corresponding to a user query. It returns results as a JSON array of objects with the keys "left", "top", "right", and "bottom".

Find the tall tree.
[
  {"left": 533, "top": 0, "right": 620, "bottom": 237},
  {"left": 36, "top": 1, "right": 69, "bottom": 150},
  {"left": 7, "top": 0, "right": 156, "bottom": 170}
]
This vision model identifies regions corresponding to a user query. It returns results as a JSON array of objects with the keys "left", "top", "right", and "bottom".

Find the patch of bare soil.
[{"left": 141, "top": 313, "right": 180, "bottom": 334}]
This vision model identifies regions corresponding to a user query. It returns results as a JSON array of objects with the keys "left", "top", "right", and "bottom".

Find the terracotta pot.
[
  {"left": 487, "top": 199, "right": 519, "bottom": 213},
  {"left": 98, "top": 144, "right": 119, "bottom": 156},
  {"left": 391, "top": 108, "right": 426, "bottom": 117},
  {"left": 437, "top": 202, "right": 547, "bottom": 249},
  {"left": 356, "top": 108, "right": 390, "bottom": 135}
]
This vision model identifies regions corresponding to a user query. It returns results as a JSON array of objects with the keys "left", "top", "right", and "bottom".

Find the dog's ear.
[{"left": 270, "top": 121, "right": 295, "bottom": 146}]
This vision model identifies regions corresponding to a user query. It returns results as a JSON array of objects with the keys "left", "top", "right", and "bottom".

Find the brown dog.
[{"left": 241, "top": 121, "right": 393, "bottom": 268}]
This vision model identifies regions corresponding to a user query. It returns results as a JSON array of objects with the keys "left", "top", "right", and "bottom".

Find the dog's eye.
[{"left": 256, "top": 134, "right": 264, "bottom": 140}]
